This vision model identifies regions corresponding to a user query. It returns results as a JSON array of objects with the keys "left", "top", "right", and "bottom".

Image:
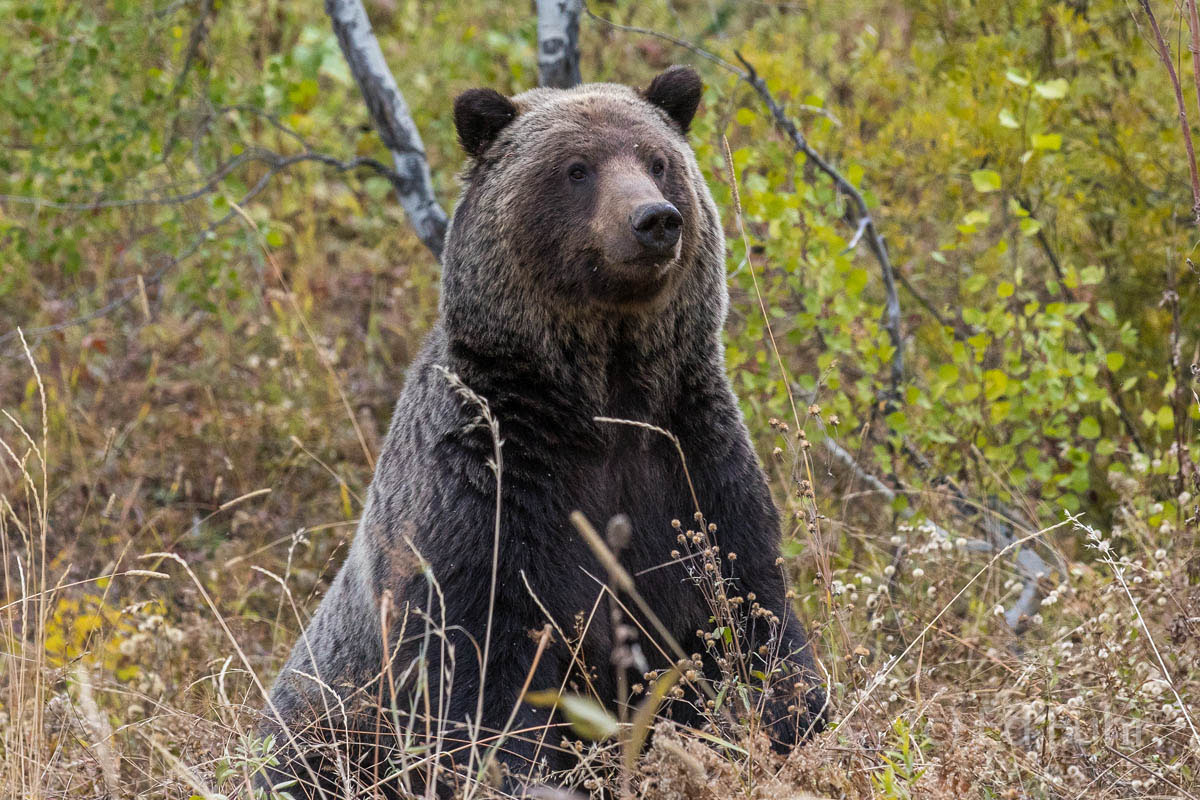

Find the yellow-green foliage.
[{"left": 0, "top": 1, "right": 1197, "bottom": 799}]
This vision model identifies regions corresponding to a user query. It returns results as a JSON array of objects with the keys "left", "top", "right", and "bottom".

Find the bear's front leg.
[
  {"left": 430, "top": 624, "right": 572, "bottom": 795},
  {"left": 738, "top": 591, "right": 828, "bottom": 752}
]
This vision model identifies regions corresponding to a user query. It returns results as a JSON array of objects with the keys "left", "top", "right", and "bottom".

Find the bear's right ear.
[{"left": 454, "top": 89, "right": 518, "bottom": 159}]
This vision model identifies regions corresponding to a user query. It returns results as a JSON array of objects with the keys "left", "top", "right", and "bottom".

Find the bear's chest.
[{"left": 583, "top": 426, "right": 699, "bottom": 584}]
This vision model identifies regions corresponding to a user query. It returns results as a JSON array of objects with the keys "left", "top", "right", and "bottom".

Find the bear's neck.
[{"left": 441, "top": 294, "right": 722, "bottom": 428}]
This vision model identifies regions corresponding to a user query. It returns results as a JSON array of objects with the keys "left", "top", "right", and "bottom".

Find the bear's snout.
[{"left": 630, "top": 201, "right": 682, "bottom": 255}]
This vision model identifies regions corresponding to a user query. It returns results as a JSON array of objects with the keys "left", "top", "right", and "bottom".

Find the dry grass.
[
  {"left": 2, "top": 250, "right": 1198, "bottom": 800},
  {"left": 1, "top": 27, "right": 1197, "bottom": 793}
]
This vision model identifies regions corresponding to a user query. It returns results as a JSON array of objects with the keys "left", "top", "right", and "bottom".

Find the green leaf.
[
  {"left": 525, "top": 691, "right": 618, "bottom": 740},
  {"left": 735, "top": 107, "right": 756, "bottom": 126},
  {"left": 997, "top": 281, "right": 1014, "bottom": 298},
  {"left": 984, "top": 369, "right": 1008, "bottom": 401},
  {"left": 958, "top": 209, "right": 991, "bottom": 234},
  {"left": 1034, "top": 78, "right": 1069, "bottom": 99},
  {"left": 265, "top": 229, "right": 284, "bottom": 248},
  {"left": 1031, "top": 133, "right": 1062, "bottom": 151},
  {"left": 364, "top": 176, "right": 393, "bottom": 202},
  {"left": 970, "top": 169, "right": 1002, "bottom": 193},
  {"left": 1106, "top": 352, "right": 1125, "bottom": 372},
  {"left": 845, "top": 267, "right": 869, "bottom": 296},
  {"left": 1078, "top": 416, "right": 1100, "bottom": 439},
  {"left": 625, "top": 669, "right": 680, "bottom": 771},
  {"left": 1157, "top": 405, "right": 1174, "bottom": 430},
  {"left": 964, "top": 273, "right": 989, "bottom": 293}
]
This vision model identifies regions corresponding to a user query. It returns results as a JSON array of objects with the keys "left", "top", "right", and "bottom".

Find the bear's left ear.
[
  {"left": 454, "top": 88, "right": 519, "bottom": 159},
  {"left": 643, "top": 66, "right": 702, "bottom": 133}
]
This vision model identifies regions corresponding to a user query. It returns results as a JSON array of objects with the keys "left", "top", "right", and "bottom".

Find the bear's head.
[{"left": 443, "top": 67, "right": 723, "bottom": 323}]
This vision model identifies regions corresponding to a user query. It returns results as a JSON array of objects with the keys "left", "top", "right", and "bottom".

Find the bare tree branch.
[
  {"left": 895, "top": 268, "right": 974, "bottom": 340},
  {"left": 325, "top": 0, "right": 448, "bottom": 260},
  {"left": 584, "top": 6, "right": 740, "bottom": 73},
  {"left": 1, "top": 151, "right": 400, "bottom": 353},
  {"left": 585, "top": 12, "right": 1061, "bottom": 627},
  {"left": 1139, "top": 0, "right": 1200, "bottom": 225},
  {"left": 537, "top": 0, "right": 582, "bottom": 89},
  {"left": 732, "top": 51, "right": 903, "bottom": 404},
  {"left": 171, "top": 0, "right": 217, "bottom": 97},
  {"left": 164, "top": 0, "right": 219, "bottom": 160}
]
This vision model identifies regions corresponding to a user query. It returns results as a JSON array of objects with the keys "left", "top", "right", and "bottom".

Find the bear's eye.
[
  {"left": 651, "top": 159, "right": 667, "bottom": 177},
  {"left": 568, "top": 163, "right": 588, "bottom": 183}
]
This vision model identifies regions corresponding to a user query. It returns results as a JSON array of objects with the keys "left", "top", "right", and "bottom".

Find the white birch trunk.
[
  {"left": 326, "top": 0, "right": 449, "bottom": 260},
  {"left": 536, "top": 0, "right": 582, "bottom": 89}
]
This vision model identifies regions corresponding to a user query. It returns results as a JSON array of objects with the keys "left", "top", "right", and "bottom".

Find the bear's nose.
[{"left": 631, "top": 202, "right": 682, "bottom": 255}]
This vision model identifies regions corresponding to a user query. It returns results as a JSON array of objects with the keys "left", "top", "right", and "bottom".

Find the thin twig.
[
  {"left": 584, "top": 6, "right": 740, "bottom": 73},
  {"left": 163, "top": 0, "right": 218, "bottom": 157},
  {"left": 1016, "top": 196, "right": 1146, "bottom": 453},
  {"left": 1188, "top": 0, "right": 1200, "bottom": 130},
  {"left": 170, "top": 0, "right": 216, "bottom": 97},
  {"left": 1138, "top": 0, "right": 1200, "bottom": 224},
  {"left": 1, "top": 150, "right": 402, "bottom": 354},
  {"left": 895, "top": 269, "right": 970, "bottom": 338},
  {"left": 432, "top": 365, "right": 504, "bottom": 780},
  {"left": 1101, "top": 743, "right": 1199, "bottom": 800},
  {"left": 732, "top": 51, "right": 903, "bottom": 402},
  {"left": 0, "top": 150, "right": 401, "bottom": 212}
]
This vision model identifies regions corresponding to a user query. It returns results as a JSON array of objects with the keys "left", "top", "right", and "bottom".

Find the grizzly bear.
[{"left": 259, "top": 66, "right": 826, "bottom": 798}]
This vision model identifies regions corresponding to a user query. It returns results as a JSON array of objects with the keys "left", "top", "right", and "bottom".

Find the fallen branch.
[
  {"left": 326, "top": 0, "right": 449, "bottom": 260},
  {"left": 824, "top": 438, "right": 1055, "bottom": 628}
]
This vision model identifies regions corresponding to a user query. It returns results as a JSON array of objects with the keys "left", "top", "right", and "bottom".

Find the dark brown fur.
[{"left": 259, "top": 67, "right": 827, "bottom": 799}]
